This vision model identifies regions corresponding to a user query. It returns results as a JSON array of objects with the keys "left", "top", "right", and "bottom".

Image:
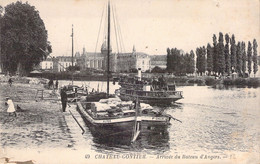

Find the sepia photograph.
[{"left": 0, "top": 0, "right": 259, "bottom": 163}]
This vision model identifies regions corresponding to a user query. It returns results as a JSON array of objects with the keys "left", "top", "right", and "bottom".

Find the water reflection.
[
  {"left": 66, "top": 81, "right": 259, "bottom": 155},
  {"left": 80, "top": 113, "right": 171, "bottom": 153},
  {"left": 90, "top": 129, "right": 170, "bottom": 154},
  {"left": 212, "top": 84, "right": 259, "bottom": 90}
]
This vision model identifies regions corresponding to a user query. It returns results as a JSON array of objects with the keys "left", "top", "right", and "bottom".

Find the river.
[{"left": 58, "top": 80, "right": 259, "bottom": 157}]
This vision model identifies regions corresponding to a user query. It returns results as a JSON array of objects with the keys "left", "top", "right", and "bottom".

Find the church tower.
[
  {"left": 132, "top": 45, "right": 136, "bottom": 53},
  {"left": 82, "top": 46, "right": 86, "bottom": 57}
]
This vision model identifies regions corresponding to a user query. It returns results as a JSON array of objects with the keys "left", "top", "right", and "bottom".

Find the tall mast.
[
  {"left": 71, "top": 24, "right": 74, "bottom": 85},
  {"left": 71, "top": 24, "right": 74, "bottom": 67},
  {"left": 107, "top": 1, "right": 110, "bottom": 97}
]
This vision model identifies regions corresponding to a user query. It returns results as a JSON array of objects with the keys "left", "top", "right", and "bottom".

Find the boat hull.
[
  {"left": 76, "top": 102, "right": 170, "bottom": 144},
  {"left": 119, "top": 92, "right": 183, "bottom": 105}
]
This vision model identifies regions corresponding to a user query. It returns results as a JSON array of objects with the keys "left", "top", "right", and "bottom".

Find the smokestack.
[{"left": 138, "top": 68, "right": 141, "bottom": 81}]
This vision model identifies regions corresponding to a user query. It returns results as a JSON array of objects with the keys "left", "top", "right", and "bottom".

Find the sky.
[{"left": 0, "top": 0, "right": 259, "bottom": 57}]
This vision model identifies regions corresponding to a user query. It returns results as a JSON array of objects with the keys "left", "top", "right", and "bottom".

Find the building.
[
  {"left": 39, "top": 41, "right": 151, "bottom": 73},
  {"left": 76, "top": 44, "right": 151, "bottom": 73},
  {"left": 39, "top": 57, "right": 54, "bottom": 70},
  {"left": 55, "top": 56, "right": 77, "bottom": 72},
  {"left": 150, "top": 55, "right": 167, "bottom": 69}
]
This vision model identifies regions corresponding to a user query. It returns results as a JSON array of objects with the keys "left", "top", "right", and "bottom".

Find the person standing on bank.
[
  {"left": 8, "top": 78, "right": 13, "bottom": 87},
  {"left": 60, "top": 88, "right": 67, "bottom": 112},
  {"left": 5, "top": 97, "right": 17, "bottom": 117}
]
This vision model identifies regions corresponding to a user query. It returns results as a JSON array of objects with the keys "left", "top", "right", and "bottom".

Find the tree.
[
  {"left": 253, "top": 39, "right": 258, "bottom": 77},
  {"left": 202, "top": 46, "right": 206, "bottom": 75},
  {"left": 166, "top": 48, "right": 171, "bottom": 72},
  {"left": 151, "top": 66, "right": 165, "bottom": 73},
  {"left": 236, "top": 42, "right": 242, "bottom": 75},
  {"left": 247, "top": 41, "right": 252, "bottom": 76},
  {"left": 206, "top": 43, "right": 213, "bottom": 75},
  {"left": 196, "top": 47, "right": 206, "bottom": 75},
  {"left": 0, "top": 2, "right": 51, "bottom": 75},
  {"left": 212, "top": 34, "right": 218, "bottom": 74},
  {"left": 170, "top": 48, "right": 180, "bottom": 74},
  {"left": 188, "top": 50, "right": 195, "bottom": 74},
  {"left": 225, "top": 34, "right": 231, "bottom": 75},
  {"left": 241, "top": 42, "right": 247, "bottom": 77},
  {"left": 183, "top": 53, "right": 189, "bottom": 75},
  {"left": 218, "top": 32, "right": 225, "bottom": 75},
  {"left": 230, "top": 34, "right": 237, "bottom": 73},
  {"left": 177, "top": 54, "right": 185, "bottom": 75},
  {"left": 196, "top": 48, "right": 201, "bottom": 75}
]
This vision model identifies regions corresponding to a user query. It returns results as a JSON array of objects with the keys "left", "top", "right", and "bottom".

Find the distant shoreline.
[{"left": 2, "top": 73, "right": 260, "bottom": 87}]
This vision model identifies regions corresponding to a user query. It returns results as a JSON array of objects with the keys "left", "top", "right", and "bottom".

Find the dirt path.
[{"left": 0, "top": 82, "right": 75, "bottom": 149}]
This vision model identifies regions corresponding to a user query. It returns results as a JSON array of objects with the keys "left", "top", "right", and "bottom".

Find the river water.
[{"left": 59, "top": 80, "right": 260, "bottom": 157}]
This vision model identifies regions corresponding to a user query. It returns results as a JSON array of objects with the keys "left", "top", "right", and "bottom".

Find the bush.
[
  {"left": 188, "top": 78, "right": 204, "bottom": 84},
  {"left": 151, "top": 66, "right": 165, "bottom": 73},
  {"left": 205, "top": 77, "right": 217, "bottom": 86},
  {"left": 223, "top": 79, "right": 233, "bottom": 85},
  {"left": 234, "top": 78, "right": 247, "bottom": 86},
  {"left": 247, "top": 78, "right": 260, "bottom": 87}
]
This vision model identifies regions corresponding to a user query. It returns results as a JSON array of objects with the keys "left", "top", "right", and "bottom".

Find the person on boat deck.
[
  {"left": 133, "top": 99, "right": 141, "bottom": 114},
  {"left": 60, "top": 88, "right": 68, "bottom": 112},
  {"left": 152, "top": 78, "right": 157, "bottom": 90},
  {"left": 5, "top": 97, "right": 17, "bottom": 117},
  {"left": 55, "top": 80, "right": 59, "bottom": 89},
  {"left": 158, "top": 75, "right": 166, "bottom": 90}
]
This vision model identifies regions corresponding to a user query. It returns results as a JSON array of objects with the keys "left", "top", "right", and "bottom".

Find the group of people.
[
  {"left": 152, "top": 75, "right": 167, "bottom": 90},
  {"left": 48, "top": 79, "right": 59, "bottom": 90},
  {"left": 4, "top": 76, "right": 68, "bottom": 117}
]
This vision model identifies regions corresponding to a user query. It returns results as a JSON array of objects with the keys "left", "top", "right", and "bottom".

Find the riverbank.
[
  {"left": 0, "top": 83, "right": 72, "bottom": 148},
  {"left": 2, "top": 73, "right": 260, "bottom": 88},
  {"left": 0, "top": 82, "right": 92, "bottom": 163},
  {"left": 166, "top": 76, "right": 260, "bottom": 87}
]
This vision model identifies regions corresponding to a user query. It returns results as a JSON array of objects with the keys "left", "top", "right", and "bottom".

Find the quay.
[{"left": 0, "top": 80, "right": 91, "bottom": 163}]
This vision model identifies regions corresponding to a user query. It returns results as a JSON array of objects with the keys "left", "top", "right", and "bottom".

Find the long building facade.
[
  {"left": 76, "top": 43, "right": 151, "bottom": 72},
  {"left": 39, "top": 42, "right": 167, "bottom": 73}
]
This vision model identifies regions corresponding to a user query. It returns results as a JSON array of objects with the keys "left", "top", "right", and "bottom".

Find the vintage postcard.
[{"left": 0, "top": 0, "right": 259, "bottom": 163}]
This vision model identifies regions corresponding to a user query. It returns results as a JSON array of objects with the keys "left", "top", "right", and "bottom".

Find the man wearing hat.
[
  {"left": 60, "top": 88, "right": 67, "bottom": 112},
  {"left": 5, "top": 97, "right": 17, "bottom": 117}
]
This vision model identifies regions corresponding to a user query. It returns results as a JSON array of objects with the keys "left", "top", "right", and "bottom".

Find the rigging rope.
[
  {"left": 103, "top": 4, "right": 108, "bottom": 44},
  {"left": 94, "top": 3, "right": 105, "bottom": 55},
  {"left": 114, "top": 5, "right": 126, "bottom": 53},
  {"left": 111, "top": 3, "right": 120, "bottom": 54}
]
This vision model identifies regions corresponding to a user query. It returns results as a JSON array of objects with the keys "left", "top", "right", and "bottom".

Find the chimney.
[{"left": 138, "top": 68, "right": 142, "bottom": 81}]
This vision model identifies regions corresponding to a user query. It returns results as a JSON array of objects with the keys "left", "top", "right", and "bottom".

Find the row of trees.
[
  {"left": 196, "top": 33, "right": 258, "bottom": 77},
  {"left": 166, "top": 33, "right": 258, "bottom": 77},
  {"left": 0, "top": 2, "right": 51, "bottom": 76},
  {"left": 166, "top": 48, "right": 195, "bottom": 75}
]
